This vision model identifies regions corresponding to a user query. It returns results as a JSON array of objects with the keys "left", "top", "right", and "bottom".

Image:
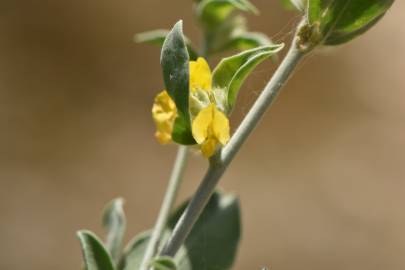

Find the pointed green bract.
[
  {"left": 212, "top": 44, "right": 284, "bottom": 113},
  {"left": 102, "top": 198, "right": 126, "bottom": 264},
  {"left": 77, "top": 230, "right": 115, "bottom": 270},
  {"left": 135, "top": 30, "right": 198, "bottom": 60},
  {"left": 160, "top": 21, "right": 196, "bottom": 145},
  {"left": 307, "top": 0, "right": 395, "bottom": 45}
]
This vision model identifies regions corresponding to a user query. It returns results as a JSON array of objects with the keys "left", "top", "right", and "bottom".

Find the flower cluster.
[
  {"left": 149, "top": 19, "right": 283, "bottom": 159},
  {"left": 153, "top": 58, "right": 230, "bottom": 157}
]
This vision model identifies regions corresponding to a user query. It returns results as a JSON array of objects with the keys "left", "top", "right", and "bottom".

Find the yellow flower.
[
  {"left": 192, "top": 103, "right": 230, "bottom": 158},
  {"left": 152, "top": 90, "right": 177, "bottom": 144},
  {"left": 189, "top": 58, "right": 230, "bottom": 157}
]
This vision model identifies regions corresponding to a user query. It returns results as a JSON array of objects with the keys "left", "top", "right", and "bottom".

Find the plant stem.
[
  {"left": 160, "top": 36, "right": 309, "bottom": 257},
  {"left": 140, "top": 145, "right": 188, "bottom": 270}
]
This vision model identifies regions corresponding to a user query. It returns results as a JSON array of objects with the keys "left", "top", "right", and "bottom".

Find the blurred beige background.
[{"left": 1, "top": 1, "right": 404, "bottom": 270}]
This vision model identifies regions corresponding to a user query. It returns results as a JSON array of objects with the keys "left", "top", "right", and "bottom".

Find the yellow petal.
[
  {"left": 192, "top": 104, "right": 214, "bottom": 144},
  {"left": 155, "top": 130, "right": 172, "bottom": 144},
  {"left": 189, "top": 57, "right": 212, "bottom": 92},
  {"left": 212, "top": 106, "right": 230, "bottom": 145},
  {"left": 152, "top": 90, "right": 177, "bottom": 144},
  {"left": 200, "top": 138, "right": 218, "bottom": 158},
  {"left": 153, "top": 90, "right": 176, "bottom": 113}
]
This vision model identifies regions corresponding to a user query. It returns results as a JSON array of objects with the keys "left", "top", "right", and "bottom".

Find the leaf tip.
[
  {"left": 76, "top": 229, "right": 91, "bottom": 240},
  {"left": 242, "top": 0, "right": 259, "bottom": 15},
  {"left": 133, "top": 33, "right": 143, "bottom": 43},
  {"left": 76, "top": 230, "right": 92, "bottom": 247},
  {"left": 273, "top": 42, "right": 285, "bottom": 51},
  {"left": 115, "top": 197, "right": 125, "bottom": 206},
  {"left": 174, "top": 19, "right": 184, "bottom": 31}
]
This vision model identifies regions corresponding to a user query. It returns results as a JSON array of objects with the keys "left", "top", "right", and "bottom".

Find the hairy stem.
[
  {"left": 140, "top": 145, "right": 188, "bottom": 270},
  {"left": 160, "top": 35, "right": 309, "bottom": 257}
]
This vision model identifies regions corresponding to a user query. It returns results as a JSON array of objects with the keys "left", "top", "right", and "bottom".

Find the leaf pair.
[
  {"left": 307, "top": 0, "right": 395, "bottom": 45},
  {"left": 136, "top": 0, "right": 274, "bottom": 58},
  {"left": 283, "top": 0, "right": 395, "bottom": 45},
  {"left": 196, "top": 0, "right": 276, "bottom": 55},
  {"left": 160, "top": 21, "right": 283, "bottom": 145},
  {"left": 212, "top": 44, "right": 284, "bottom": 113},
  {"left": 77, "top": 191, "right": 241, "bottom": 270},
  {"left": 77, "top": 233, "right": 177, "bottom": 270}
]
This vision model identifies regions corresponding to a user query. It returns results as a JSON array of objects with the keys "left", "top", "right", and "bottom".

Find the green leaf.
[
  {"left": 118, "top": 231, "right": 151, "bottom": 270},
  {"left": 77, "top": 230, "right": 115, "bottom": 270},
  {"left": 202, "top": 14, "right": 274, "bottom": 56},
  {"left": 150, "top": 257, "right": 178, "bottom": 270},
  {"left": 281, "top": 0, "right": 296, "bottom": 10},
  {"left": 324, "top": 0, "right": 394, "bottom": 45},
  {"left": 204, "top": 14, "right": 247, "bottom": 54},
  {"left": 197, "top": 0, "right": 258, "bottom": 29},
  {"left": 168, "top": 191, "right": 241, "bottom": 270},
  {"left": 212, "top": 44, "right": 284, "bottom": 113},
  {"left": 307, "top": 0, "right": 395, "bottom": 45},
  {"left": 281, "top": 0, "right": 306, "bottom": 11},
  {"left": 307, "top": 0, "right": 323, "bottom": 24},
  {"left": 135, "top": 30, "right": 198, "bottom": 60},
  {"left": 102, "top": 198, "right": 126, "bottom": 264},
  {"left": 324, "top": 13, "right": 385, "bottom": 45},
  {"left": 196, "top": 3, "right": 273, "bottom": 57},
  {"left": 136, "top": 30, "right": 170, "bottom": 46},
  {"left": 160, "top": 20, "right": 195, "bottom": 145}
]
